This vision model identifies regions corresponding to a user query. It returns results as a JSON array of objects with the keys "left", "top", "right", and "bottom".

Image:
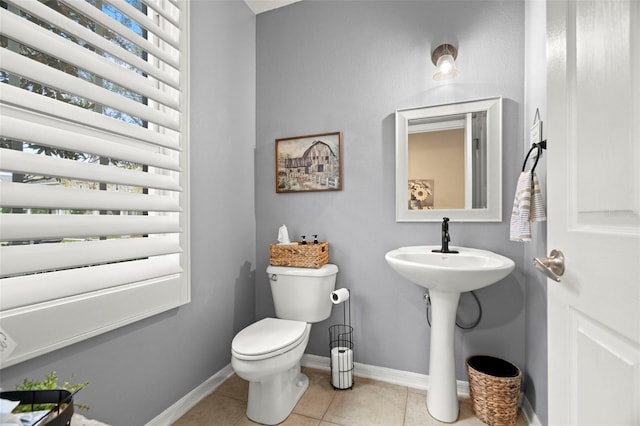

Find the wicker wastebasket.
[{"left": 466, "top": 355, "right": 521, "bottom": 426}]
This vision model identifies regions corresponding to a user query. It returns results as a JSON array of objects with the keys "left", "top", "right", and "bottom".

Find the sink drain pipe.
[{"left": 423, "top": 291, "right": 483, "bottom": 330}]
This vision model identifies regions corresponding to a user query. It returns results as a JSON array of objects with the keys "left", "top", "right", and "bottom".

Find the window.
[{"left": 0, "top": 0, "right": 189, "bottom": 368}]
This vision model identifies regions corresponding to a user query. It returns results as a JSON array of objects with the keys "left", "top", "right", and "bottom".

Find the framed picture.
[
  {"left": 408, "top": 179, "right": 434, "bottom": 210},
  {"left": 275, "top": 131, "right": 343, "bottom": 193}
]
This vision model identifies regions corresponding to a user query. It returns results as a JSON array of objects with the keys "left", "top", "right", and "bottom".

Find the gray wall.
[
  {"left": 255, "top": 0, "right": 527, "bottom": 382},
  {"left": 524, "top": 0, "right": 548, "bottom": 424},
  {"left": 0, "top": 1, "right": 257, "bottom": 424}
]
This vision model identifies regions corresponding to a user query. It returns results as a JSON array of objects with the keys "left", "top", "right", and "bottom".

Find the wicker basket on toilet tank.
[
  {"left": 466, "top": 355, "right": 522, "bottom": 426},
  {"left": 269, "top": 242, "right": 328, "bottom": 268}
]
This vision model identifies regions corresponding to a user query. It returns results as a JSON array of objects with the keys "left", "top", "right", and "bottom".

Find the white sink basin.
[{"left": 385, "top": 245, "right": 515, "bottom": 293}]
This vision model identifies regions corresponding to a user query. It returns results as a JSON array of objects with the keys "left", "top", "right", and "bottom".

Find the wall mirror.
[{"left": 395, "top": 97, "right": 502, "bottom": 222}]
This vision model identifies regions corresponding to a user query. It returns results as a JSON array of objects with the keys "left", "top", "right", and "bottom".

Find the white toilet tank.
[{"left": 267, "top": 264, "right": 338, "bottom": 323}]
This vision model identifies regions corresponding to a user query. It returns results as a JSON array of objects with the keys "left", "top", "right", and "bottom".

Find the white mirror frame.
[{"left": 395, "top": 97, "right": 503, "bottom": 222}]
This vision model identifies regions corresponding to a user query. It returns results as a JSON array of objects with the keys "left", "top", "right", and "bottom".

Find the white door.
[{"left": 546, "top": 1, "right": 640, "bottom": 425}]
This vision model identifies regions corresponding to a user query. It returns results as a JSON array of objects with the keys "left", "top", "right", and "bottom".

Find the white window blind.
[{"left": 0, "top": 0, "right": 190, "bottom": 368}]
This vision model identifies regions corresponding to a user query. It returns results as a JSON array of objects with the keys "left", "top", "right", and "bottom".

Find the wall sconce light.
[{"left": 431, "top": 43, "right": 459, "bottom": 81}]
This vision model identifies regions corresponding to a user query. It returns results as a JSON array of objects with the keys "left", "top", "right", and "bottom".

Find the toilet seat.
[{"left": 232, "top": 318, "right": 308, "bottom": 361}]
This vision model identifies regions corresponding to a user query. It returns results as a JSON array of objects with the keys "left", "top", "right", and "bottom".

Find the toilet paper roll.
[
  {"left": 330, "top": 288, "right": 350, "bottom": 304},
  {"left": 331, "top": 346, "right": 353, "bottom": 389}
]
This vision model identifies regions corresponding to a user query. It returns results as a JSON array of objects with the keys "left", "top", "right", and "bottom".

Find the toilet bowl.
[
  {"left": 231, "top": 264, "right": 338, "bottom": 425},
  {"left": 232, "top": 318, "right": 311, "bottom": 424}
]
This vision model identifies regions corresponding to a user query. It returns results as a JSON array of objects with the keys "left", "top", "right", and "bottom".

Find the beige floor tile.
[
  {"left": 279, "top": 413, "right": 322, "bottom": 426},
  {"left": 234, "top": 415, "right": 261, "bottom": 425},
  {"left": 174, "top": 371, "right": 528, "bottom": 426},
  {"left": 214, "top": 374, "right": 250, "bottom": 402},
  {"left": 294, "top": 369, "right": 337, "bottom": 419},
  {"left": 404, "top": 391, "right": 433, "bottom": 426},
  {"left": 173, "top": 393, "right": 246, "bottom": 426},
  {"left": 234, "top": 412, "right": 321, "bottom": 426},
  {"left": 405, "top": 391, "right": 526, "bottom": 426},
  {"left": 323, "top": 380, "right": 407, "bottom": 426},
  {"left": 405, "top": 394, "right": 485, "bottom": 426},
  {"left": 457, "top": 398, "right": 489, "bottom": 425}
]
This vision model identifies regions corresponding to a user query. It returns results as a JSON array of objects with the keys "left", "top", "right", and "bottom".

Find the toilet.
[{"left": 231, "top": 263, "right": 338, "bottom": 425}]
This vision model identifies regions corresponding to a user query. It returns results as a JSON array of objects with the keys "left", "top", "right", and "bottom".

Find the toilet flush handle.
[{"left": 270, "top": 274, "right": 278, "bottom": 281}]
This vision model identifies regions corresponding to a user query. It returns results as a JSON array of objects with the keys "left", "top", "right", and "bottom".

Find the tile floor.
[{"left": 173, "top": 367, "right": 527, "bottom": 426}]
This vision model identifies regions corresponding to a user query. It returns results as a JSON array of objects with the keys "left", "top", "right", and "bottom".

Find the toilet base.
[{"left": 246, "top": 364, "right": 309, "bottom": 425}]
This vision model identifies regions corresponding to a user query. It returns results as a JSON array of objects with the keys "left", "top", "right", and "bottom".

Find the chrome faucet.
[{"left": 432, "top": 217, "right": 459, "bottom": 254}]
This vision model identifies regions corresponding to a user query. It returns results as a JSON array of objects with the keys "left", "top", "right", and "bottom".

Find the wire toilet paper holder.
[{"left": 329, "top": 288, "right": 354, "bottom": 390}]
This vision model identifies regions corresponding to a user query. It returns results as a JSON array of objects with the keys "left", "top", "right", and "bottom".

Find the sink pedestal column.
[{"left": 426, "top": 290, "right": 460, "bottom": 423}]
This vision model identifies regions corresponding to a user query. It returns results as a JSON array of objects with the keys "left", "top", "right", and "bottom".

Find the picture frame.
[
  {"left": 408, "top": 179, "right": 434, "bottom": 210},
  {"left": 275, "top": 131, "right": 343, "bottom": 193}
]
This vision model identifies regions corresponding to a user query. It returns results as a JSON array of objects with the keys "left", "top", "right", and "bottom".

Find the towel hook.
[{"left": 522, "top": 140, "right": 547, "bottom": 173}]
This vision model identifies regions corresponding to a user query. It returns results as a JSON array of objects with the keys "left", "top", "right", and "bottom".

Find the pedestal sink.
[{"left": 385, "top": 245, "right": 515, "bottom": 422}]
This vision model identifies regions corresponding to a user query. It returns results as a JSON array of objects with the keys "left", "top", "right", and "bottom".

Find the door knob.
[{"left": 534, "top": 249, "right": 565, "bottom": 282}]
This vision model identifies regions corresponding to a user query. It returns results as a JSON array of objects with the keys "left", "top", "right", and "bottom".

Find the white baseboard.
[
  {"left": 145, "top": 364, "right": 234, "bottom": 426},
  {"left": 302, "top": 354, "right": 469, "bottom": 395},
  {"left": 147, "top": 355, "right": 539, "bottom": 426},
  {"left": 521, "top": 395, "right": 543, "bottom": 426}
]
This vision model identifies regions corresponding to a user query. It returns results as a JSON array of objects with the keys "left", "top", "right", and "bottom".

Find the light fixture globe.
[{"left": 431, "top": 44, "right": 459, "bottom": 81}]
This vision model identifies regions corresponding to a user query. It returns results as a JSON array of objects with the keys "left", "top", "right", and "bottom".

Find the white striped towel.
[{"left": 510, "top": 171, "right": 546, "bottom": 242}]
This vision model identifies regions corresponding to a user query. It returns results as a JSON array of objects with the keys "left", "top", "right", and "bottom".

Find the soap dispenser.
[{"left": 300, "top": 235, "right": 307, "bottom": 245}]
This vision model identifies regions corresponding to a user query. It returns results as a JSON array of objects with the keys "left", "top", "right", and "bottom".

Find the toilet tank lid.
[
  {"left": 266, "top": 263, "right": 338, "bottom": 277},
  {"left": 232, "top": 318, "right": 307, "bottom": 357}
]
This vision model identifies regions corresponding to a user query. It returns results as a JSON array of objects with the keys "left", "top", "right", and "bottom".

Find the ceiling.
[{"left": 243, "top": 0, "right": 302, "bottom": 14}]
